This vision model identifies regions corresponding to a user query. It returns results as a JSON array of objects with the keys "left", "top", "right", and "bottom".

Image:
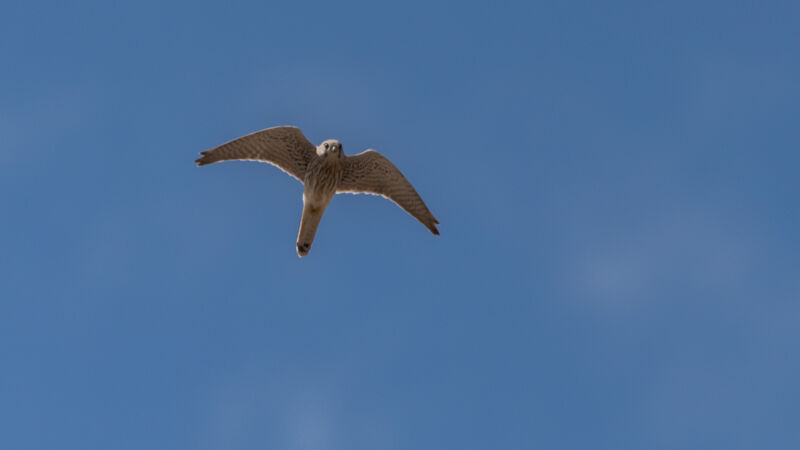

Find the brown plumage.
[
  {"left": 338, "top": 151, "right": 439, "bottom": 235},
  {"left": 194, "top": 126, "right": 316, "bottom": 181},
  {"left": 195, "top": 126, "right": 439, "bottom": 257}
]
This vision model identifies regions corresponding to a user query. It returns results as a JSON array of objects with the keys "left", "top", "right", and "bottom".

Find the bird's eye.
[{"left": 324, "top": 143, "right": 329, "bottom": 149}]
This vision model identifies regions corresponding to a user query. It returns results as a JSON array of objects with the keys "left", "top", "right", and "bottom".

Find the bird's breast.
[{"left": 303, "top": 158, "right": 343, "bottom": 205}]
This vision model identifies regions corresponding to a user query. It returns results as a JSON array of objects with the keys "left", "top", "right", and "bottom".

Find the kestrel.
[{"left": 195, "top": 126, "right": 439, "bottom": 257}]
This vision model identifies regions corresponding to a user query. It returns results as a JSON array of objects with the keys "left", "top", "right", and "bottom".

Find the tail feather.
[{"left": 296, "top": 204, "right": 327, "bottom": 257}]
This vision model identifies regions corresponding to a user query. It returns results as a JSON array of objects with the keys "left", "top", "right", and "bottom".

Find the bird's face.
[{"left": 318, "top": 139, "right": 343, "bottom": 158}]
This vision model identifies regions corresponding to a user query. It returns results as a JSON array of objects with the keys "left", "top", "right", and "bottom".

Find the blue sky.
[{"left": 1, "top": 1, "right": 798, "bottom": 449}]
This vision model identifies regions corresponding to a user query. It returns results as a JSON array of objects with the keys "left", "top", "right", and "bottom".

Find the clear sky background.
[{"left": 2, "top": 1, "right": 798, "bottom": 449}]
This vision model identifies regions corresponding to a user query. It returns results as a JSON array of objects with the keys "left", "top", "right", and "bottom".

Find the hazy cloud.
[{"left": 571, "top": 205, "right": 755, "bottom": 309}]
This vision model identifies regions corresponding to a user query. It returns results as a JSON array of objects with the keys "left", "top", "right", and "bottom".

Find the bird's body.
[
  {"left": 195, "top": 127, "right": 439, "bottom": 257},
  {"left": 297, "top": 140, "right": 344, "bottom": 256},
  {"left": 302, "top": 140, "right": 344, "bottom": 206}
]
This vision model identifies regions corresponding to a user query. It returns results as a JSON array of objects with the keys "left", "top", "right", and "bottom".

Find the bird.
[{"left": 195, "top": 126, "right": 439, "bottom": 257}]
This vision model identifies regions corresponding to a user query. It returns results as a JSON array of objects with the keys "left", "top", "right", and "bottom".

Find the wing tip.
[
  {"left": 194, "top": 151, "right": 211, "bottom": 166},
  {"left": 430, "top": 215, "right": 440, "bottom": 235}
]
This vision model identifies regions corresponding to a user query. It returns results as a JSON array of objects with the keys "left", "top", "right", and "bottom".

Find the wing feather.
[
  {"left": 337, "top": 150, "right": 439, "bottom": 235},
  {"left": 195, "top": 126, "right": 316, "bottom": 181}
]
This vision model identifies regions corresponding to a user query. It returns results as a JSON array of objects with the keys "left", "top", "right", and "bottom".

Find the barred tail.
[{"left": 296, "top": 203, "right": 327, "bottom": 257}]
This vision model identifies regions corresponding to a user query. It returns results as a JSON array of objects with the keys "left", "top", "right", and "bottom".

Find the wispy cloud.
[
  {"left": 197, "top": 365, "right": 401, "bottom": 450},
  {"left": 570, "top": 205, "right": 756, "bottom": 309}
]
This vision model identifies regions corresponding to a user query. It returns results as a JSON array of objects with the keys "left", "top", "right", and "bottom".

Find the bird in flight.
[{"left": 195, "top": 126, "right": 439, "bottom": 257}]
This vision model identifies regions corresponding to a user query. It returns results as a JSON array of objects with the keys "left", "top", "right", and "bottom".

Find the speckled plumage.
[{"left": 195, "top": 126, "right": 439, "bottom": 257}]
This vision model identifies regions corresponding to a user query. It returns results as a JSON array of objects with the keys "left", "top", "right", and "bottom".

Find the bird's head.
[{"left": 317, "top": 139, "right": 343, "bottom": 158}]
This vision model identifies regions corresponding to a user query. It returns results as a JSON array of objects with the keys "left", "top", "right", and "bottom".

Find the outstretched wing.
[
  {"left": 338, "top": 150, "right": 439, "bottom": 235},
  {"left": 195, "top": 126, "right": 317, "bottom": 182}
]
